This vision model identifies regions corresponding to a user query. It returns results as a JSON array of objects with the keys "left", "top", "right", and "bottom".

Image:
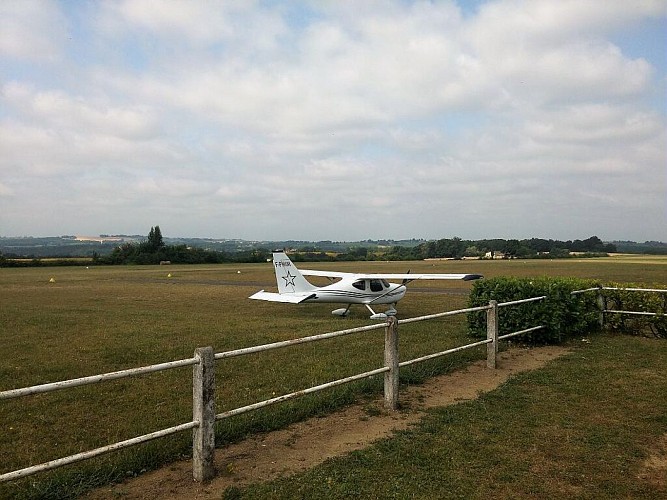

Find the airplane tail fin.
[{"left": 272, "top": 251, "right": 316, "bottom": 295}]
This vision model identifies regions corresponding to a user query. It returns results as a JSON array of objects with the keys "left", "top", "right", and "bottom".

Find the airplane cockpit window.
[
  {"left": 381, "top": 279, "right": 390, "bottom": 288},
  {"left": 370, "top": 279, "right": 383, "bottom": 292},
  {"left": 352, "top": 280, "right": 366, "bottom": 291}
]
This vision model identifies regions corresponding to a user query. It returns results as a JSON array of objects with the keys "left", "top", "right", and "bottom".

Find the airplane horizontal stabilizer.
[{"left": 249, "top": 290, "right": 316, "bottom": 304}]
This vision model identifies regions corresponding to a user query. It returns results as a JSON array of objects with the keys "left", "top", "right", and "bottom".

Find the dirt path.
[{"left": 85, "top": 345, "right": 569, "bottom": 499}]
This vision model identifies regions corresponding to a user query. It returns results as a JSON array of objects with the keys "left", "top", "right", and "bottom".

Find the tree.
[
  {"left": 464, "top": 245, "right": 483, "bottom": 258},
  {"left": 147, "top": 226, "right": 164, "bottom": 252},
  {"left": 502, "top": 239, "right": 520, "bottom": 257}
]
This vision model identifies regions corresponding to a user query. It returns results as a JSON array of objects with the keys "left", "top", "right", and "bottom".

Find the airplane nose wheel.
[
  {"left": 366, "top": 303, "right": 398, "bottom": 321},
  {"left": 385, "top": 304, "right": 397, "bottom": 316}
]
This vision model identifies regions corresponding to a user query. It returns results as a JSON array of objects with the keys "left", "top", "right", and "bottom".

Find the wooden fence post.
[
  {"left": 486, "top": 300, "right": 498, "bottom": 369},
  {"left": 384, "top": 316, "right": 399, "bottom": 410},
  {"left": 193, "top": 346, "right": 215, "bottom": 482},
  {"left": 596, "top": 286, "right": 605, "bottom": 329}
]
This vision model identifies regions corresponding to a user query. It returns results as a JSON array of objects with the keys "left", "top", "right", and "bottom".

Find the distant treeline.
[
  {"left": 101, "top": 243, "right": 269, "bottom": 265},
  {"left": 285, "top": 235, "right": 615, "bottom": 262},
  {"left": 612, "top": 240, "right": 667, "bottom": 255},
  {"left": 3, "top": 230, "right": 665, "bottom": 267},
  {"left": 377, "top": 235, "right": 616, "bottom": 260},
  {"left": 99, "top": 226, "right": 265, "bottom": 265}
]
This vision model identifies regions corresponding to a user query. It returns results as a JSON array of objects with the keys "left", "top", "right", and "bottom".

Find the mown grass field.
[
  {"left": 240, "top": 333, "right": 667, "bottom": 499},
  {"left": 1, "top": 255, "right": 665, "bottom": 498}
]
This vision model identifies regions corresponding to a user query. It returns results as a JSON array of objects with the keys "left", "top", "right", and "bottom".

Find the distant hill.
[
  {"left": 1, "top": 235, "right": 665, "bottom": 260},
  {"left": 0, "top": 235, "right": 422, "bottom": 259}
]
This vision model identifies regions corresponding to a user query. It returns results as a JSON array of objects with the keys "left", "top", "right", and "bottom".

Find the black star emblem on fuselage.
[{"left": 282, "top": 271, "right": 297, "bottom": 288}]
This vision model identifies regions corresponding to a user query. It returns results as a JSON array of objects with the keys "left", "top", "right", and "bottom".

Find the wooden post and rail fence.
[{"left": 1, "top": 286, "right": 665, "bottom": 483}]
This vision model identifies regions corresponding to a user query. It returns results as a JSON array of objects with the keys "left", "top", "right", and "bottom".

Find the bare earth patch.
[
  {"left": 638, "top": 433, "right": 667, "bottom": 490},
  {"left": 85, "top": 346, "right": 569, "bottom": 500}
]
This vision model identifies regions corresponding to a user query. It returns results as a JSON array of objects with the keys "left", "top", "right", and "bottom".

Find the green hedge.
[
  {"left": 602, "top": 283, "right": 666, "bottom": 338},
  {"left": 467, "top": 276, "right": 601, "bottom": 344}
]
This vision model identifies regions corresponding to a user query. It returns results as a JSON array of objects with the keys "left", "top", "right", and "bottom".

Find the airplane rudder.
[
  {"left": 273, "top": 251, "right": 300, "bottom": 292},
  {"left": 272, "top": 251, "right": 314, "bottom": 293}
]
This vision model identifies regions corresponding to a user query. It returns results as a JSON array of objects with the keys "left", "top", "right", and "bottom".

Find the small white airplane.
[{"left": 250, "top": 251, "right": 482, "bottom": 320}]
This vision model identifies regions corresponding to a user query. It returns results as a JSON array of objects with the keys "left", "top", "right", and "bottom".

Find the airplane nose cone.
[{"left": 394, "top": 284, "right": 407, "bottom": 300}]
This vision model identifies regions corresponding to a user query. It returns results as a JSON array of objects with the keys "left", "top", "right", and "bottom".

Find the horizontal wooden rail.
[
  {"left": 498, "top": 296, "right": 546, "bottom": 307},
  {"left": 570, "top": 287, "right": 601, "bottom": 295},
  {"left": 499, "top": 325, "right": 545, "bottom": 340},
  {"left": 215, "top": 323, "right": 385, "bottom": 360},
  {"left": 605, "top": 310, "right": 661, "bottom": 317},
  {"left": 397, "top": 304, "right": 491, "bottom": 325},
  {"left": 399, "top": 338, "right": 493, "bottom": 368},
  {"left": 216, "top": 367, "right": 390, "bottom": 420},
  {"left": 0, "top": 421, "right": 198, "bottom": 483},
  {"left": 0, "top": 358, "right": 198, "bottom": 400}
]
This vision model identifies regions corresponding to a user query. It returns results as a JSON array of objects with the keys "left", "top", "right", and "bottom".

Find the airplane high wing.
[
  {"left": 299, "top": 269, "right": 483, "bottom": 282},
  {"left": 250, "top": 251, "right": 482, "bottom": 320}
]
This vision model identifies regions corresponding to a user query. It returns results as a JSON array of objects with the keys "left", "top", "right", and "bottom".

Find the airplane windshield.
[
  {"left": 370, "top": 279, "right": 383, "bottom": 292},
  {"left": 382, "top": 279, "right": 390, "bottom": 288}
]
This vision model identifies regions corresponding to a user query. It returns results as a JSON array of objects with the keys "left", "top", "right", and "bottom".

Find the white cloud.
[
  {"left": 523, "top": 104, "right": 662, "bottom": 145},
  {"left": 470, "top": 0, "right": 665, "bottom": 43},
  {"left": 4, "top": 82, "right": 159, "bottom": 140},
  {"left": 0, "top": 182, "right": 13, "bottom": 197},
  {"left": 95, "top": 0, "right": 288, "bottom": 53},
  {"left": 0, "top": 0, "right": 68, "bottom": 62},
  {"left": 463, "top": 0, "right": 661, "bottom": 108}
]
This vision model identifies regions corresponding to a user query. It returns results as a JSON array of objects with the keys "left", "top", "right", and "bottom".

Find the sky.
[{"left": 1, "top": 0, "right": 665, "bottom": 242}]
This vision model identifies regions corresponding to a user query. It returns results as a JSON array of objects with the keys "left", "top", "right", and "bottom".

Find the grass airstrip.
[{"left": 1, "top": 255, "right": 666, "bottom": 498}]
